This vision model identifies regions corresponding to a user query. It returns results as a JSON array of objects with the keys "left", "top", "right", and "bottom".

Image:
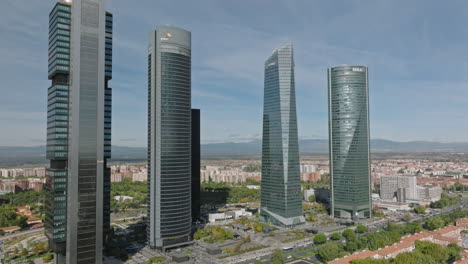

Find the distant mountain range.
[{"left": 1, "top": 139, "right": 468, "bottom": 165}]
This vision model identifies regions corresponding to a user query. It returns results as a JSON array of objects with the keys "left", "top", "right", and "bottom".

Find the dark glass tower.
[
  {"left": 191, "top": 109, "right": 201, "bottom": 221},
  {"left": 260, "top": 41, "right": 305, "bottom": 227},
  {"left": 147, "top": 25, "right": 192, "bottom": 250},
  {"left": 328, "top": 65, "right": 371, "bottom": 219},
  {"left": 45, "top": 0, "right": 112, "bottom": 263}
]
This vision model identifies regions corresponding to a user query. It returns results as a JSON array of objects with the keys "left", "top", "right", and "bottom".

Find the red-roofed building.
[
  {"left": 329, "top": 219, "right": 468, "bottom": 264},
  {"left": 27, "top": 216, "right": 42, "bottom": 225},
  {"left": 16, "top": 205, "right": 32, "bottom": 216},
  {"left": 0, "top": 226, "right": 21, "bottom": 233}
]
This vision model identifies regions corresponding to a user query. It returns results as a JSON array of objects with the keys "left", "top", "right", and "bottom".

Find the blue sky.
[{"left": 1, "top": 0, "right": 468, "bottom": 146}]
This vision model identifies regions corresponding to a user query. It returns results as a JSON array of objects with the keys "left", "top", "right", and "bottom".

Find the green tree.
[
  {"left": 314, "top": 233, "right": 327, "bottom": 244},
  {"left": 21, "top": 248, "right": 28, "bottom": 257},
  {"left": 308, "top": 195, "right": 316, "bottom": 202},
  {"left": 415, "top": 240, "right": 449, "bottom": 264},
  {"left": 346, "top": 241, "right": 359, "bottom": 253},
  {"left": 343, "top": 229, "right": 357, "bottom": 241},
  {"left": 425, "top": 216, "right": 445, "bottom": 230},
  {"left": 330, "top": 232, "right": 343, "bottom": 241},
  {"left": 270, "top": 249, "right": 284, "bottom": 264},
  {"left": 403, "top": 213, "right": 412, "bottom": 222},
  {"left": 386, "top": 222, "right": 402, "bottom": 232},
  {"left": 414, "top": 205, "right": 426, "bottom": 214},
  {"left": 392, "top": 251, "right": 436, "bottom": 264},
  {"left": 403, "top": 222, "right": 424, "bottom": 234},
  {"left": 317, "top": 243, "right": 341, "bottom": 262},
  {"left": 446, "top": 243, "right": 462, "bottom": 263},
  {"left": 356, "top": 224, "right": 367, "bottom": 233}
]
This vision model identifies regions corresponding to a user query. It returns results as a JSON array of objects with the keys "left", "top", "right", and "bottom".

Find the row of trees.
[
  {"left": 316, "top": 209, "right": 468, "bottom": 262},
  {"left": 430, "top": 193, "right": 460, "bottom": 209},
  {"left": 0, "top": 190, "right": 45, "bottom": 207},
  {"left": 350, "top": 241, "right": 462, "bottom": 264}
]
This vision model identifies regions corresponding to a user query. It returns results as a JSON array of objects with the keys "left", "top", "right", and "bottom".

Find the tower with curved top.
[
  {"left": 260, "top": 41, "right": 305, "bottom": 227},
  {"left": 328, "top": 65, "right": 372, "bottom": 219},
  {"left": 147, "top": 25, "right": 192, "bottom": 250}
]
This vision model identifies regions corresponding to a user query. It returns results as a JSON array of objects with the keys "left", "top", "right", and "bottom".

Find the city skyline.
[{"left": 3, "top": 1, "right": 468, "bottom": 147}]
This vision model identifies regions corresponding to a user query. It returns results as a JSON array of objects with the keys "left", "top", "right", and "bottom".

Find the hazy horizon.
[{"left": 2, "top": 1, "right": 468, "bottom": 146}]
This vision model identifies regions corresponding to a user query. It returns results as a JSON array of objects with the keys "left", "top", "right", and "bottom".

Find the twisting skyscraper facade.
[
  {"left": 147, "top": 25, "right": 193, "bottom": 250},
  {"left": 260, "top": 41, "right": 305, "bottom": 227},
  {"left": 328, "top": 65, "right": 371, "bottom": 219},
  {"left": 45, "top": 0, "right": 112, "bottom": 262}
]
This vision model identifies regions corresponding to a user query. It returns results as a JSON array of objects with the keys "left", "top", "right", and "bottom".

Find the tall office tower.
[
  {"left": 45, "top": 0, "right": 112, "bottom": 263},
  {"left": 147, "top": 25, "right": 192, "bottom": 250},
  {"left": 260, "top": 41, "right": 305, "bottom": 227},
  {"left": 328, "top": 65, "right": 371, "bottom": 219},
  {"left": 191, "top": 109, "right": 201, "bottom": 221}
]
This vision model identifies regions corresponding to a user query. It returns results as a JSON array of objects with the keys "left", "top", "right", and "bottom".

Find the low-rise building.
[
  {"left": 329, "top": 219, "right": 468, "bottom": 264},
  {"left": 0, "top": 226, "right": 21, "bottom": 233}
]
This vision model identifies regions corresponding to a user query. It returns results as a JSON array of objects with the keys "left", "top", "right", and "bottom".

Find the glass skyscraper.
[
  {"left": 260, "top": 41, "right": 305, "bottom": 227},
  {"left": 328, "top": 65, "right": 371, "bottom": 219},
  {"left": 45, "top": 0, "right": 112, "bottom": 262},
  {"left": 147, "top": 25, "right": 193, "bottom": 250}
]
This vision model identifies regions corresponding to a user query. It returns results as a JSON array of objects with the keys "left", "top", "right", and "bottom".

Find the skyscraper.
[
  {"left": 191, "top": 109, "right": 201, "bottom": 221},
  {"left": 45, "top": 0, "right": 112, "bottom": 262},
  {"left": 328, "top": 65, "right": 371, "bottom": 219},
  {"left": 147, "top": 25, "right": 192, "bottom": 250},
  {"left": 260, "top": 41, "right": 305, "bottom": 227}
]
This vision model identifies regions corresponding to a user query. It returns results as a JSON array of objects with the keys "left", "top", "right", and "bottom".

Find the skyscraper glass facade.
[
  {"left": 328, "top": 65, "right": 371, "bottom": 219},
  {"left": 45, "top": 1, "right": 112, "bottom": 263},
  {"left": 148, "top": 25, "right": 192, "bottom": 250},
  {"left": 45, "top": 2, "right": 71, "bottom": 254},
  {"left": 260, "top": 42, "right": 304, "bottom": 227}
]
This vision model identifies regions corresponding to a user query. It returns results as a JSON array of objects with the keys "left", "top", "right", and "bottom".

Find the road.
[{"left": 0, "top": 227, "right": 44, "bottom": 243}]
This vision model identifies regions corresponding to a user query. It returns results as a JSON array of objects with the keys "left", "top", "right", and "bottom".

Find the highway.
[{"left": 0, "top": 227, "right": 44, "bottom": 243}]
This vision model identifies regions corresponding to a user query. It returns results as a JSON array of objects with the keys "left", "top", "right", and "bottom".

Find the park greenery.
[
  {"left": 330, "top": 232, "right": 343, "bottom": 241},
  {"left": 0, "top": 210, "right": 28, "bottom": 228},
  {"left": 147, "top": 256, "right": 166, "bottom": 263},
  {"left": 193, "top": 226, "right": 234, "bottom": 243},
  {"left": 430, "top": 193, "right": 460, "bottom": 209},
  {"left": 0, "top": 190, "right": 46, "bottom": 228},
  {"left": 356, "top": 224, "right": 368, "bottom": 233},
  {"left": 313, "top": 233, "right": 327, "bottom": 244},
  {"left": 0, "top": 191, "right": 45, "bottom": 207},
  {"left": 110, "top": 179, "right": 147, "bottom": 211},
  {"left": 201, "top": 182, "right": 260, "bottom": 203},
  {"left": 270, "top": 248, "right": 284, "bottom": 264},
  {"left": 2, "top": 240, "right": 52, "bottom": 263},
  {"left": 443, "top": 182, "right": 468, "bottom": 192},
  {"left": 414, "top": 205, "right": 426, "bottom": 214}
]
